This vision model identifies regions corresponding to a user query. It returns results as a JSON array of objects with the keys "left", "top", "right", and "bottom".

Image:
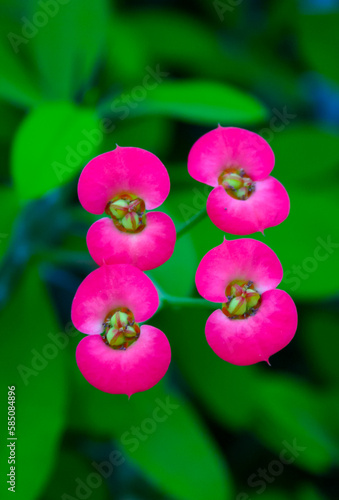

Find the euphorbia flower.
[
  {"left": 188, "top": 126, "right": 290, "bottom": 235},
  {"left": 78, "top": 146, "right": 176, "bottom": 270},
  {"left": 195, "top": 239, "right": 297, "bottom": 365},
  {"left": 71, "top": 264, "right": 171, "bottom": 396}
]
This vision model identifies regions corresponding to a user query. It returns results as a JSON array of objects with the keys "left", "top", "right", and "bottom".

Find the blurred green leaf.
[
  {"left": 0, "top": 101, "right": 23, "bottom": 142},
  {"left": 154, "top": 304, "right": 259, "bottom": 430},
  {"left": 271, "top": 125, "right": 339, "bottom": 187},
  {"left": 0, "top": 38, "right": 41, "bottom": 107},
  {"left": 298, "top": 11, "right": 339, "bottom": 85},
  {"left": 40, "top": 448, "right": 109, "bottom": 500},
  {"left": 131, "top": 80, "right": 267, "bottom": 125},
  {"left": 125, "top": 9, "right": 230, "bottom": 80},
  {"left": 12, "top": 101, "right": 99, "bottom": 200},
  {"left": 27, "top": 0, "right": 109, "bottom": 99},
  {"left": 124, "top": 389, "right": 232, "bottom": 500},
  {"left": 0, "top": 265, "right": 66, "bottom": 500},
  {"left": 297, "top": 483, "right": 326, "bottom": 500},
  {"left": 105, "top": 16, "right": 148, "bottom": 84},
  {"left": 100, "top": 116, "right": 174, "bottom": 158},
  {"left": 252, "top": 375, "right": 339, "bottom": 473},
  {"left": 257, "top": 189, "right": 339, "bottom": 300},
  {"left": 301, "top": 308, "right": 339, "bottom": 384},
  {"left": 67, "top": 348, "right": 232, "bottom": 500},
  {"left": 0, "top": 187, "right": 19, "bottom": 260}
]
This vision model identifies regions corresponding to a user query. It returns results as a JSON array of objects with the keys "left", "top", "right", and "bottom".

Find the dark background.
[{"left": 1, "top": 0, "right": 339, "bottom": 499}]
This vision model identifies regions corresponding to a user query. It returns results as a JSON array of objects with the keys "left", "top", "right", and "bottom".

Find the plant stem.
[{"left": 176, "top": 207, "right": 207, "bottom": 239}]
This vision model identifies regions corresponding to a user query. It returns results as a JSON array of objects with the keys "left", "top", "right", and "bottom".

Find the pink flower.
[
  {"left": 78, "top": 146, "right": 176, "bottom": 270},
  {"left": 188, "top": 126, "right": 290, "bottom": 235},
  {"left": 195, "top": 239, "right": 297, "bottom": 365},
  {"left": 71, "top": 264, "right": 171, "bottom": 396}
]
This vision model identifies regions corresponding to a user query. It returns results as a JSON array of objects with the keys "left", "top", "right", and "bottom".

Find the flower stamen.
[
  {"left": 102, "top": 308, "right": 140, "bottom": 350},
  {"left": 105, "top": 194, "right": 146, "bottom": 234},
  {"left": 218, "top": 167, "right": 255, "bottom": 200},
  {"left": 222, "top": 279, "right": 261, "bottom": 319}
]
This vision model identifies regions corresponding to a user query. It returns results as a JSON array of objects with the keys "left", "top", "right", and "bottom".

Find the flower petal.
[
  {"left": 76, "top": 325, "right": 171, "bottom": 396},
  {"left": 78, "top": 146, "right": 170, "bottom": 214},
  {"left": 86, "top": 212, "right": 176, "bottom": 271},
  {"left": 195, "top": 238, "right": 283, "bottom": 301},
  {"left": 71, "top": 264, "right": 159, "bottom": 334},
  {"left": 188, "top": 126, "right": 275, "bottom": 187},
  {"left": 205, "top": 289, "right": 297, "bottom": 365},
  {"left": 206, "top": 176, "right": 290, "bottom": 235}
]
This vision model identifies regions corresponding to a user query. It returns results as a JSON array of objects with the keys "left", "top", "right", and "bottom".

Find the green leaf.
[
  {"left": 154, "top": 304, "right": 259, "bottom": 430},
  {"left": 67, "top": 350, "right": 232, "bottom": 500},
  {"left": 301, "top": 308, "right": 339, "bottom": 385},
  {"left": 0, "top": 265, "right": 67, "bottom": 500},
  {"left": 40, "top": 448, "right": 110, "bottom": 500},
  {"left": 252, "top": 375, "right": 339, "bottom": 473},
  {"left": 123, "top": 388, "right": 232, "bottom": 500},
  {"left": 0, "top": 37, "right": 41, "bottom": 107},
  {"left": 12, "top": 101, "right": 100, "bottom": 200},
  {"left": 298, "top": 11, "right": 339, "bottom": 85},
  {"left": 269, "top": 125, "right": 339, "bottom": 187},
  {"left": 256, "top": 188, "right": 339, "bottom": 300},
  {"left": 131, "top": 80, "right": 267, "bottom": 125},
  {"left": 100, "top": 116, "right": 174, "bottom": 158},
  {"left": 27, "top": 0, "right": 109, "bottom": 99},
  {"left": 0, "top": 187, "right": 19, "bottom": 260}
]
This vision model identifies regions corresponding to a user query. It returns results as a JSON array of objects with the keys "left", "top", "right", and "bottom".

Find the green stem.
[{"left": 176, "top": 207, "right": 207, "bottom": 239}]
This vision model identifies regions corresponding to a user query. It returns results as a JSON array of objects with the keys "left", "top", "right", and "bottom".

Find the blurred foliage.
[{"left": 1, "top": 0, "right": 339, "bottom": 499}]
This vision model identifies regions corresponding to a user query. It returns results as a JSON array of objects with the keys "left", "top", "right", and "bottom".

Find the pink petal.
[
  {"left": 86, "top": 212, "right": 176, "bottom": 271},
  {"left": 195, "top": 238, "right": 283, "bottom": 302},
  {"left": 205, "top": 289, "right": 297, "bottom": 365},
  {"left": 206, "top": 176, "right": 290, "bottom": 235},
  {"left": 188, "top": 126, "right": 275, "bottom": 187},
  {"left": 76, "top": 325, "right": 171, "bottom": 396},
  {"left": 71, "top": 264, "right": 159, "bottom": 334},
  {"left": 78, "top": 146, "right": 170, "bottom": 214}
]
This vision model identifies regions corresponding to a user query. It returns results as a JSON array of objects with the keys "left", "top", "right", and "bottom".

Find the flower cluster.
[
  {"left": 71, "top": 125, "right": 298, "bottom": 397},
  {"left": 188, "top": 126, "right": 297, "bottom": 364},
  {"left": 72, "top": 147, "right": 175, "bottom": 396}
]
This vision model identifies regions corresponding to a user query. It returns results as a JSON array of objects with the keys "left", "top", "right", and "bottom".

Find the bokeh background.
[{"left": 1, "top": 0, "right": 339, "bottom": 499}]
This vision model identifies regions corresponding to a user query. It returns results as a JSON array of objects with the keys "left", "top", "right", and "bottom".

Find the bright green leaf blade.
[
  {"left": 0, "top": 265, "right": 67, "bottom": 500},
  {"left": 12, "top": 101, "right": 100, "bottom": 200},
  {"left": 27, "top": 0, "right": 109, "bottom": 99},
  {"left": 130, "top": 80, "right": 267, "bottom": 125}
]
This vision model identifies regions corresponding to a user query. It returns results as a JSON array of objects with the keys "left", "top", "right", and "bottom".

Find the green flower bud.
[
  {"left": 109, "top": 199, "right": 128, "bottom": 219},
  {"left": 110, "top": 311, "right": 129, "bottom": 329},
  {"left": 122, "top": 212, "right": 141, "bottom": 231},
  {"left": 228, "top": 297, "right": 247, "bottom": 316}
]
